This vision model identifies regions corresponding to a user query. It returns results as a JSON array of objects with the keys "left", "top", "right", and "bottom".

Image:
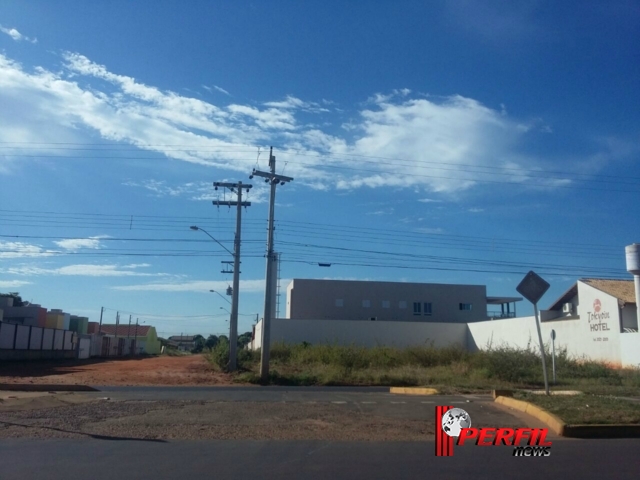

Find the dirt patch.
[
  {"left": 0, "top": 355, "right": 235, "bottom": 386},
  {"left": 0, "top": 400, "right": 433, "bottom": 441}
]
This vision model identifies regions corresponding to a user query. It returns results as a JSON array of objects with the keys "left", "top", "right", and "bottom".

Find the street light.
[
  {"left": 191, "top": 224, "right": 239, "bottom": 371},
  {"left": 210, "top": 289, "right": 231, "bottom": 304}
]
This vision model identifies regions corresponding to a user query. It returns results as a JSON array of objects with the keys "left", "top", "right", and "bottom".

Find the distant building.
[
  {"left": 168, "top": 335, "right": 197, "bottom": 352},
  {"left": 93, "top": 323, "right": 161, "bottom": 356},
  {"left": 285, "top": 279, "right": 521, "bottom": 323}
]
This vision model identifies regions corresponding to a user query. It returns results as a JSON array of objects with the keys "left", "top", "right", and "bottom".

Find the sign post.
[
  {"left": 550, "top": 329, "right": 556, "bottom": 384},
  {"left": 516, "top": 271, "right": 551, "bottom": 395}
]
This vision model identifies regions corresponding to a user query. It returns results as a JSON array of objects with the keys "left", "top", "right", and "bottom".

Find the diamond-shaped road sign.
[{"left": 516, "top": 271, "right": 550, "bottom": 305}]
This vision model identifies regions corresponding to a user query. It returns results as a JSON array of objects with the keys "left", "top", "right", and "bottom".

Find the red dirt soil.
[{"left": 0, "top": 355, "right": 236, "bottom": 386}]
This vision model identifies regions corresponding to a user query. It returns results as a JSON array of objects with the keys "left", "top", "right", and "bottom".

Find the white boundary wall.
[{"left": 252, "top": 318, "right": 468, "bottom": 349}]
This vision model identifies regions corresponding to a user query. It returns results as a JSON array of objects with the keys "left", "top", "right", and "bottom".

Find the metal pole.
[
  {"left": 228, "top": 183, "right": 243, "bottom": 372},
  {"left": 533, "top": 303, "right": 550, "bottom": 395},
  {"left": 551, "top": 331, "right": 556, "bottom": 384},
  {"left": 98, "top": 306, "right": 103, "bottom": 334},
  {"left": 134, "top": 318, "right": 139, "bottom": 355},
  {"left": 260, "top": 149, "right": 277, "bottom": 382}
]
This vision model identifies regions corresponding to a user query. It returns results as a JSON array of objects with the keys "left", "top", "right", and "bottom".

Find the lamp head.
[{"left": 189, "top": 226, "right": 199, "bottom": 231}]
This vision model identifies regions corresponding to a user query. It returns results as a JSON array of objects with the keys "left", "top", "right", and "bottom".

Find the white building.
[
  {"left": 285, "top": 279, "right": 521, "bottom": 323},
  {"left": 251, "top": 277, "right": 640, "bottom": 368}
]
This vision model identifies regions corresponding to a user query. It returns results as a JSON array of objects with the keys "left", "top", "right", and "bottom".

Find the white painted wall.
[
  {"left": 30, "top": 327, "right": 43, "bottom": 350},
  {"left": 42, "top": 329, "right": 54, "bottom": 350},
  {"left": 251, "top": 318, "right": 468, "bottom": 349},
  {"left": 0, "top": 323, "right": 15, "bottom": 349},
  {"left": 15, "top": 325, "right": 30, "bottom": 349},
  {"left": 620, "top": 332, "right": 640, "bottom": 368}
]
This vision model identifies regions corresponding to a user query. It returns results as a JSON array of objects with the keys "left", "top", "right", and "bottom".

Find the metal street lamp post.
[{"left": 191, "top": 225, "right": 239, "bottom": 371}]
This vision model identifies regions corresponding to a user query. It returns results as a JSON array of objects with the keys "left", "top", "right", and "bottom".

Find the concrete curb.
[
  {"left": 390, "top": 387, "right": 439, "bottom": 395},
  {"left": 495, "top": 396, "right": 565, "bottom": 434},
  {"left": 495, "top": 395, "right": 640, "bottom": 438},
  {"left": 0, "top": 384, "right": 98, "bottom": 392}
]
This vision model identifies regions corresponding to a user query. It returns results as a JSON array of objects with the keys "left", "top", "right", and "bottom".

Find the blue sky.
[{"left": 0, "top": 1, "right": 638, "bottom": 338}]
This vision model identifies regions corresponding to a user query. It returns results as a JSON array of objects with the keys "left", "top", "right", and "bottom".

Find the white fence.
[
  {"left": 250, "top": 316, "right": 640, "bottom": 368},
  {"left": 0, "top": 322, "right": 77, "bottom": 359}
]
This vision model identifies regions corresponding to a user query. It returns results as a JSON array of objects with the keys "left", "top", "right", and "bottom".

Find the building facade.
[
  {"left": 285, "top": 279, "right": 520, "bottom": 323},
  {"left": 250, "top": 278, "right": 639, "bottom": 368}
]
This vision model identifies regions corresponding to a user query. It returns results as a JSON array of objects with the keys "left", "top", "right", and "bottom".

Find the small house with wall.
[{"left": 89, "top": 323, "right": 161, "bottom": 357}]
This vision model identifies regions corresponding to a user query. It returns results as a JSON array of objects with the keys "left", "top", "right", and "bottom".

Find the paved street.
[
  {"left": 1, "top": 386, "right": 637, "bottom": 478},
  {"left": 0, "top": 438, "right": 638, "bottom": 480}
]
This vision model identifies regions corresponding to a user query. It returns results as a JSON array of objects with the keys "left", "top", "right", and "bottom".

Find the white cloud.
[
  {"left": 54, "top": 236, "right": 108, "bottom": 251},
  {"left": 366, "top": 208, "right": 394, "bottom": 216},
  {"left": 414, "top": 227, "right": 444, "bottom": 234},
  {"left": 468, "top": 208, "right": 484, "bottom": 213},
  {"left": 7, "top": 263, "right": 165, "bottom": 277},
  {"left": 0, "top": 280, "right": 32, "bottom": 288},
  {"left": 0, "top": 26, "right": 37, "bottom": 43},
  {"left": 213, "top": 85, "right": 230, "bottom": 96},
  {"left": 0, "top": 241, "right": 56, "bottom": 258},
  {"left": 123, "top": 179, "right": 270, "bottom": 204},
  {"left": 112, "top": 278, "right": 274, "bottom": 292},
  {"left": 264, "top": 95, "right": 329, "bottom": 113},
  {"left": 418, "top": 198, "right": 443, "bottom": 203},
  {"left": 0, "top": 50, "right": 628, "bottom": 195}
]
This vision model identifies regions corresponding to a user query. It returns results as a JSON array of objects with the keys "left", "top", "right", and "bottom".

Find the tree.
[
  {"left": 191, "top": 334, "right": 206, "bottom": 354},
  {"left": 205, "top": 335, "right": 219, "bottom": 349},
  {"left": 237, "top": 331, "right": 252, "bottom": 349}
]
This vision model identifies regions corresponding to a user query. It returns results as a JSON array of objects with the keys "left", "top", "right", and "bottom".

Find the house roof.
[
  {"left": 547, "top": 284, "right": 579, "bottom": 311},
  {"left": 99, "top": 324, "right": 152, "bottom": 337},
  {"left": 581, "top": 278, "right": 636, "bottom": 306},
  {"left": 547, "top": 278, "right": 636, "bottom": 311},
  {"left": 168, "top": 335, "right": 196, "bottom": 342}
]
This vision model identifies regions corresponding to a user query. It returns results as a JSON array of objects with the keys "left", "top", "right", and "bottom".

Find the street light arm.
[
  {"left": 210, "top": 289, "right": 231, "bottom": 304},
  {"left": 190, "top": 226, "right": 234, "bottom": 257}
]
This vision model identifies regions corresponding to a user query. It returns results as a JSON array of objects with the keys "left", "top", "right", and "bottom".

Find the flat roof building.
[{"left": 285, "top": 279, "right": 521, "bottom": 323}]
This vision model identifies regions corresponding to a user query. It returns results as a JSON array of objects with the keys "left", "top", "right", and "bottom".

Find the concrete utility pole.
[
  {"left": 98, "top": 306, "right": 104, "bottom": 334},
  {"left": 251, "top": 147, "right": 293, "bottom": 382},
  {"left": 212, "top": 181, "right": 252, "bottom": 371},
  {"left": 134, "top": 318, "right": 139, "bottom": 356}
]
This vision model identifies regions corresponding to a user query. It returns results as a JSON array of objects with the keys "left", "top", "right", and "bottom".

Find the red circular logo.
[{"left": 593, "top": 299, "right": 601, "bottom": 313}]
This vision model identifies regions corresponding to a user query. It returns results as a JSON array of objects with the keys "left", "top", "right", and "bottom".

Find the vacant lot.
[{"left": 0, "top": 355, "right": 232, "bottom": 386}]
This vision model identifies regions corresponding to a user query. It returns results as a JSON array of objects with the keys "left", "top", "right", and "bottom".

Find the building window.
[
  {"left": 413, "top": 302, "right": 421, "bottom": 315},
  {"left": 335, "top": 299, "right": 344, "bottom": 307},
  {"left": 459, "top": 303, "right": 472, "bottom": 311},
  {"left": 424, "top": 303, "right": 432, "bottom": 316},
  {"left": 399, "top": 301, "right": 407, "bottom": 309},
  {"left": 362, "top": 300, "right": 371, "bottom": 308},
  {"left": 382, "top": 300, "right": 390, "bottom": 308}
]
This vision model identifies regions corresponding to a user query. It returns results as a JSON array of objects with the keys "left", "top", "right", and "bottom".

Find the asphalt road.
[
  {"left": 83, "top": 386, "right": 534, "bottom": 428},
  {"left": 1, "top": 438, "right": 638, "bottom": 480}
]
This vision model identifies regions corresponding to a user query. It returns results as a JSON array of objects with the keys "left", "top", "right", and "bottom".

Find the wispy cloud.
[
  {"left": 418, "top": 198, "right": 443, "bottom": 203},
  {"left": 123, "top": 179, "right": 270, "bottom": 203},
  {"left": 366, "top": 208, "right": 394, "bottom": 216},
  {"left": 7, "top": 263, "right": 166, "bottom": 277},
  {"left": 468, "top": 208, "right": 484, "bottom": 213},
  {"left": 264, "top": 95, "right": 329, "bottom": 113},
  {"left": 0, "top": 280, "right": 32, "bottom": 288},
  {"left": 0, "top": 25, "right": 37, "bottom": 43},
  {"left": 0, "top": 241, "right": 56, "bottom": 259},
  {"left": 112, "top": 278, "right": 273, "bottom": 292},
  {"left": 54, "top": 236, "right": 109, "bottom": 251},
  {"left": 0, "top": 50, "right": 630, "bottom": 196},
  {"left": 213, "top": 85, "right": 230, "bottom": 96}
]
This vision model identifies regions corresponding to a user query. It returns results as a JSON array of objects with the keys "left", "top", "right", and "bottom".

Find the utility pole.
[
  {"left": 115, "top": 312, "right": 119, "bottom": 357},
  {"left": 128, "top": 315, "right": 132, "bottom": 338},
  {"left": 213, "top": 181, "right": 252, "bottom": 371},
  {"left": 252, "top": 147, "right": 293, "bottom": 382},
  {"left": 134, "top": 318, "right": 139, "bottom": 356},
  {"left": 98, "top": 306, "right": 104, "bottom": 334}
]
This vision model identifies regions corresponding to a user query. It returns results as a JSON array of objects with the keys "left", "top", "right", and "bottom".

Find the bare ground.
[{"left": 0, "top": 355, "right": 233, "bottom": 386}]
